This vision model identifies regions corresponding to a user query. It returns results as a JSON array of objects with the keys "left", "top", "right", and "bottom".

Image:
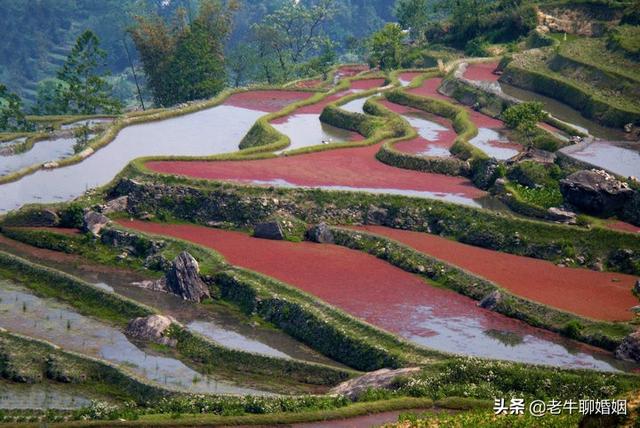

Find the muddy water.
[
  {"left": 272, "top": 114, "right": 358, "bottom": 153},
  {"left": 500, "top": 83, "right": 626, "bottom": 141},
  {"left": 562, "top": 141, "right": 640, "bottom": 178},
  {"left": 120, "top": 220, "right": 634, "bottom": 372},
  {"left": 0, "top": 104, "right": 265, "bottom": 213},
  {"left": 0, "top": 137, "right": 75, "bottom": 176},
  {"left": 0, "top": 279, "right": 266, "bottom": 395},
  {"left": 469, "top": 128, "right": 520, "bottom": 160},
  {"left": 0, "top": 236, "right": 337, "bottom": 366},
  {"left": 0, "top": 382, "right": 94, "bottom": 410}
]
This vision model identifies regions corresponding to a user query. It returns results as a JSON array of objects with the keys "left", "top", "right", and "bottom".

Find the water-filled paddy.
[
  {"left": 561, "top": 141, "right": 640, "bottom": 178},
  {"left": 0, "top": 234, "right": 335, "bottom": 366},
  {"left": 272, "top": 114, "right": 361, "bottom": 152},
  {"left": 0, "top": 136, "right": 75, "bottom": 176},
  {"left": 468, "top": 128, "right": 520, "bottom": 160},
  {"left": 0, "top": 279, "right": 266, "bottom": 395},
  {"left": 60, "top": 118, "right": 114, "bottom": 130},
  {"left": 354, "top": 225, "right": 639, "bottom": 322},
  {"left": 119, "top": 220, "right": 633, "bottom": 372},
  {"left": 0, "top": 383, "right": 93, "bottom": 410},
  {"left": 145, "top": 142, "right": 490, "bottom": 208},
  {"left": 0, "top": 98, "right": 273, "bottom": 213}
]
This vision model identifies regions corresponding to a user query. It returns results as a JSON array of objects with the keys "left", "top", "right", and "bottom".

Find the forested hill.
[{"left": 0, "top": 0, "right": 395, "bottom": 106}]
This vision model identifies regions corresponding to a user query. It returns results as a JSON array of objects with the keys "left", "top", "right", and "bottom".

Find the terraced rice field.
[{"left": 118, "top": 219, "right": 631, "bottom": 372}]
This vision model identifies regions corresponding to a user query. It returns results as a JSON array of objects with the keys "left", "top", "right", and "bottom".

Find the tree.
[
  {"left": 130, "top": 0, "right": 237, "bottom": 106},
  {"left": 502, "top": 101, "right": 546, "bottom": 145},
  {"left": 368, "top": 23, "right": 405, "bottom": 70},
  {"left": 227, "top": 43, "right": 258, "bottom": 87},
  {"left": 250, "top": 0, "right": 337, "bottom": 81},
  {"left": 394, "top": 0, "right": 431, "bottom": 41},
  {"left": 0, "top": 84, "right": 34, "bottom": 132},
  {"left": 57, "top": 30, "right": 122, "bottom": 114}
]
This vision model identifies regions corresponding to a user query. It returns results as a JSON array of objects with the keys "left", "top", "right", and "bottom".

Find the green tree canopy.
[
  {"left": 130, "top": 0, "right": 237, "bottom": 106},
  {"left": 0, "top": 84, "right": 34, "bottom": 132},
  {"left": 368, "top": 23, "right": 405, "bottom": 70},
  {"left": 502, "top": 101, "right": 546, "bottom": 136},
  {"left": 56, "top": 30, "right": 122, "bottom": 115},
  {"left": 394, "top": 0, "right": 431, "bottom": 41}
]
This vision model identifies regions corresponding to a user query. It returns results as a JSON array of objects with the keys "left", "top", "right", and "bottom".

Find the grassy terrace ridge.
[
  {"left": 329, "top": 227, "right": 636, "bottom": 351},
  {"left": 0, "top": 247, "right": 355, "bottom": 393}
]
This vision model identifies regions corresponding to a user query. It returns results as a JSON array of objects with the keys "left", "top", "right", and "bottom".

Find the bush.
[
  {"left": 563, "top": 320, "right": 584, "bottom": 339},
  {"left": 59, "top": 204, "right": 84, "bottom": 228},
  {"left": 507, "top": 161, "right": 561, "bottom": 188},
  {"left": 502, "top": 102, "right": 545, "bottom": 133}
]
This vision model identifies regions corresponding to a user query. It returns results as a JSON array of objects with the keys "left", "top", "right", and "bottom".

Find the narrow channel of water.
[
  {"left": 468, "top": 128, "right": 520, "bottom": 160},
  {"left": 0, "top": 279, "right": 266, "bottom": 395},
  {"left": 0, "top": 104, "right": 265, "bottom": 213}
]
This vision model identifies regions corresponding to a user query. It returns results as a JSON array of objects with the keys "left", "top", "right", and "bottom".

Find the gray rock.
[
  {"left": 366, "top": 206, "right": 389, "bottom": 225},
  {"left": 471, "top": 158, "right": 501, "bottom": 190},
  {"left": 253, "top": 222, "right": 285, "bottom": 240},
  {"left": 615, "top": 330, "right": 640, "bottom": 363},
  {"left": 165, "top": 251, "right": 210, "bottom": 302},
  {"left": 478, "top": 290, "right": 503, "bottom": 310},
  {"left": 82, "top": 211, "right": 110, "bottom": 236},
  {"left": 125, "top": 315, "right": 178, "bottom": 347},
  {"left": 330, "top": 367, "right": 421, "bottom": 399},
  {"left": 559, "top": 170, "right": 633, "bottom": 216},
  {"left": 306, "top": 223, "right": 335, "bottom": 244},
  {"left": 547, "top": 207, "right": 577, "bottom": 223},
  {"left": 634, "top": 279, "right": 640, "bottom": 295},
  {"left": 132, "top": 279, "right": 168, "bottom": 293},
  {"left": 101, "top": 196, "right": 128, "bottom": 214}
]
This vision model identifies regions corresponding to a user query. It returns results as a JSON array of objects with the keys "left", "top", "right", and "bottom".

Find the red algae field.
[
  {"left": 117, "top": 220, "right": 631, "bottom": 371},
  {"left": 463, "top": 62, "right": 501, "bottom": 82},
  {"left": 223, "top": 90, "right": 314, "bottom": 113},
  {"left": 145, "top": 142, "right": 488, "bottom": 206},
  {"left": 354, "top": 225, "right": 639, "bottom": 321}
]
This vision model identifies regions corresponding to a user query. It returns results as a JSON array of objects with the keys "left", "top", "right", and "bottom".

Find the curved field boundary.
[
  {"left": 501, "top": 61, "right": 640, "bottom": 129},
  {"left": 0, "top": 247, "right": 354, "bottom": 391},
  {"left": 0, "top": 84, "right": 326, "bottom": 186},
  {"left": 0, "top": 329, "right": 176, "bottom": 401},
  {"left": 328, "top": 227, "right": 635, "bottom": 350}
]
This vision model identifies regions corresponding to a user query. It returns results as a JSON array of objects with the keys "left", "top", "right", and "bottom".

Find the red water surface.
[
  {"left": 223, "top": 90, "right": 313, "bottom": 113},
  {"left": 379, "top": 99, "right": 457, "bottom": 156},
  {"left": 336, "top": 64, "right": 369, "bottom": 78},
  {"left": 353, "top": 225, "right": 639, "bottom": 321},
  {"left": 145, "top": 142, "right": 485, "bottom": 200},
  {"left": 407, "top": 77, "right": 504, "bottom": 128},
  {"left": 463, "top": 62, "right": 500, "bottom": 82},
  {"left": 283, "top": 78, "right": 386, "bottom": 116},
  {"left": 608, "top": 221, "right": 640, "bottom": 234}
]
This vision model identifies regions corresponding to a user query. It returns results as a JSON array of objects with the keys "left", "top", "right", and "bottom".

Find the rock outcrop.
[
  {"left": 82, "top": 211, "right": 110, "bottom": 236},
  {"left": 2, "top": 208, "right": 60, "bottom": 227},
  {"left": 330, "top": 367, "right": 421, "bottom": 399},
  {"left": 101, "top": 196, "right": 129, "bottom": 214},
  {"left": 165, "top": 251, "right": 210, "bottom": 302},
  {"left": 546, "top": 207, "right": 577, "bottom": 223},
  {"left": 253, "top": 221, "right": 285, "bottom": 240},
  {"left": 125, "top": 315, "right": 178, "bottom": 347},
  {"left": 478, "top": 290, "right": 503, "bottom": 310},
  {"left": 306, "top": 223, "right": 335, "bottom": 244},
  {"left": 560, "top": 170, "right": 634, "bottom": 216},
  {"left": 615, "top": 330, "right": 640, "bottom": 363}
]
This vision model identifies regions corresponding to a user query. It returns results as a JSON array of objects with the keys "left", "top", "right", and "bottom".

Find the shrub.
[
  {"left": 502, "top": 102, "right": 545, "bottom": 133},
  {"left": 59, "top": 204, "right": 84, "bottom": 228},
  {"left": 563, "top": 320, "right": 584, "bottom": 339},
  {"left": 507, "top": 161, "right": 561, "bottom": 188}
]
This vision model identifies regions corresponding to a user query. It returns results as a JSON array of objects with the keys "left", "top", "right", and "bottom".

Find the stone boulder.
[
  {"left": 82, "top": 211, "right": 110, "bottom": 236},
  {"left": 634, "top": 279, "right": 640, "bottom": 295},
  {"left": 615, "top": 330, "right": 640, "bottom": 363},
  {"left": 366, "top": 206, "right": 389, "bottom": 225},
  {"left": 478, "top": 290, "right": 503, "bottom": 311},
  {"left": 165, "top": 251, "right": 210, "bottom": 302},
  {"left": 547, "top": 207, "right": 577, "bottom": 223},
  {"left": 253, "top": 221, "right": 285, "bottom": 240},
  {"left": 101, "top": 196, "right": 129, "bottom": 214},
  {"left": 559, "top": 170, "right": 633, "bottom": 216},
  {"left": 471, "top": 158, "right": 501, "bottom": 190},
  {"left": 330, "top": 368, "right": 421, "bottom": 399},
  {"left": 306, "top": 223, "right": 335, "bottom": 244},
  {"left": 125, "top": 315, "right": 178, "bottom": 347}
]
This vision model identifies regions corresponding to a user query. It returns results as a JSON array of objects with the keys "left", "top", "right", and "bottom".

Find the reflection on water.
[
  {"left": 60, "top": 118, "right": 113, "bottom": 130},
  {"left": 0, "top": 237, "right": 336, "bottom": 367},
  {"left": 0, "top": 280, "right": 266, "bottom": 395},
  {"left": 500, "top": 83, "right": 627, "bottom": 140},
  {"left": 564, "top": 141, "right": 640, "bottom": 178},
  {"left": 340, "top": 98, "right": 367, "bottom": 113},
  {"left": 0, "top": 383, "right": 93, "bottom": 410},
  {"left": 402, "top": 113, "right": 452, "bottom": 157},
  {"left": 469, "top": 128, "right": 520, "bottom": 160},
  {"left": 272, "top": 114, "right": 356, "bottom": 153},
  {"left": 0, "top": 137, "right": 75, "bottom": 176},
  {"left": 0, "top": 105, "right": 264, "bottom": 213}
]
